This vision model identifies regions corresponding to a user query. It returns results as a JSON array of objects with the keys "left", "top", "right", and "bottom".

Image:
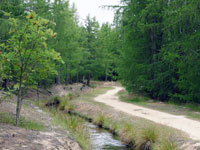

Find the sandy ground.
[
  {"left": 0, "top": 91, "right": 81, "bottom": 150},
  {"left": 94, "top": 86, "right": 200, "bottom": 145}
]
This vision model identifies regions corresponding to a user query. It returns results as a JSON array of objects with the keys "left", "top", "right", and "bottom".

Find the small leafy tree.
[{"left": 0, "top": 12, "right": 63, "bottom": 126}]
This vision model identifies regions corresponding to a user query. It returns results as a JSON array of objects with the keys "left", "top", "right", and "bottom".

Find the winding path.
[{"left": 94, "top": 86, "right": 200, "bottom": 142}]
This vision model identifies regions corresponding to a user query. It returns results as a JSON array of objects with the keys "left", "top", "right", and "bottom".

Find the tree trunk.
[
  {"left": 16, "top": 69, "right": 23, "bottom": 126},
  {"left": 65, "top": 65, "right": 69, "bottom": 85},
  {"left": 69, "top": 65, "right": 72, "bottom": 84},
  {"left": 150, "top": 18, "right": 156, "bottom": 80},
  {"left": 76, "top": 73, "right": 79, "bottom": 83},
  {"left": 82, "top": 76, "right": 84, "bottom": 83},
  {"left": 105, "top": 64, "right": 108, "bottom": 82},
  {"left": 57, "top": 68, "right": 61, "bottom": 84},
  {"left": 2, "top": 79, "right": 8, "bottom": 91},
  {"left": 87, "top": 73, "right": 90, "bottom": 86},
  {"left": 37, "top": 83, "right": 40, "bottom": 105},
  {"left": 70, "top": 72, "right": 72, "bottom": 84}
]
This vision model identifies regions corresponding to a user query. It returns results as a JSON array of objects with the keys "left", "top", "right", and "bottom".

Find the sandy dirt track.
[{"left": 94, "top": 86, "right": 200, "bottom": 142}]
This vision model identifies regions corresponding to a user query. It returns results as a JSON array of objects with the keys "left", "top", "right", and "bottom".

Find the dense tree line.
[
  {"left": 116, "top": 0, "right": 200, "bottom": 103},
  {"left": 0, "top": 0, "right": 118, "bottom": 88},
  {"left": 1, "top": 0, "right": 200, "bottom": 125},
  {"left": 0, "top": 0, "right": 118, "bottom": 125}
]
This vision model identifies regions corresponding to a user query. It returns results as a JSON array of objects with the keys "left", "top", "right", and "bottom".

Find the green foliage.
[
  {"left": 0, "top": 11, "right": 63, "bottom": 126},
  {"left": 116, "top": 0, "right": 200, "bottom": 104},
  {"left": 1, "top": 12, "right": 62, "bottom": 87},
  {"left": 0, "top": 0, "right": 119, "bottom": 90}
]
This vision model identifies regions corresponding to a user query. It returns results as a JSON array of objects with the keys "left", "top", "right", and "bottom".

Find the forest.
[{"left": 0, "top": 0, "right": 200, "bottom": 125}]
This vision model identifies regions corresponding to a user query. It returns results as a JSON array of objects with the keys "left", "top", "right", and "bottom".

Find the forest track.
[{"left": 94, "top": 86, "right": 200, "bottom": 144}]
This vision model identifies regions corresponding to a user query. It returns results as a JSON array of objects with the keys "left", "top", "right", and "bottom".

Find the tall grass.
[
  {"left": 153, "top": 138, "right": 179, "bottom": 150},
  {"left": 45, "top": 86, "right": 181, "bottom": 150},
  {"left": 51, "top": 95, "right": 75, "bottom": 112},
  {"left": 51, "top": 109, "right": 91, "bottom": 150},
  {"left": 136, "top": 127, "right": 159, "bottom": 150},
  {"left": 41, "top": 96, "right": 91, "bottom": 150},
  {"left": 94, "top": 114, "right": 105, "bottom": 128}
]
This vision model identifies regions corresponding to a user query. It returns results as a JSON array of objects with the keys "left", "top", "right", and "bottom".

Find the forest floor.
[{"left": 0, "top": 84, "right": 86, "bottom": 150}]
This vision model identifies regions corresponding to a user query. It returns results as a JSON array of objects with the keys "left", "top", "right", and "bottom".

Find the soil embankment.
[{"left": 0, "top": 84, "right": 84, "bottom": 150}]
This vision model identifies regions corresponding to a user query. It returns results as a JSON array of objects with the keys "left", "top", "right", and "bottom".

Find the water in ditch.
[{"left": 87, "top": 124, "right": 132, "bottom": 150}]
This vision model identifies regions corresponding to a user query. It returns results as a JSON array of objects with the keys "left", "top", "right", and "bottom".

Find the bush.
[{"left": 55, "top": 96, "right": 73, "bottom": 111}]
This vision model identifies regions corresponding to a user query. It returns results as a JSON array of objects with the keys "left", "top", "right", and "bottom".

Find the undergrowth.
[
  {"left": 39, "top": 95, "right": 91, "bottom": 150},
  {"left": 0, "top": 112, "right": 45, "bottom": 131}
]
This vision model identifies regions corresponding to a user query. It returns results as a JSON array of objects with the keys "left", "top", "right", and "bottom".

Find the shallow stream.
[{"left": 87, "top": 124, "right": 132, "bottom": 150}]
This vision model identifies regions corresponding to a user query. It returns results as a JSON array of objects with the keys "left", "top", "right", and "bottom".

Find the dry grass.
[
  {"left": 38, "top": 102, "right": 91, "bottom": 150},
  {"left": 153, "top": 138, "right": 179, "bottom": 150},
  {"left": 93, "top": 114, "right": 105, "bottom": 128},
  {"left": 0, "top": 112, "right": 45, "bottom": 131},
  {"left": 69, "top": 85, "right": 194, "bottom": 150}
]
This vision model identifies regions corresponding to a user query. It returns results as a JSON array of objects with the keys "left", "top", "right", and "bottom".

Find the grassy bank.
[
  {"left": 38, "top": 96, "right": 91, "bottom": 150},
  {"left": 86, "top": 110, "right": 179, "bottom": 150},
  {"left": 118, "top": 90, "right": 200, "bottom": 121},
  {"left": 67, "top": 85, "right": 185, "bottom": 150},
  {"left": 0, "top": 112, "right": 45, "bottom": 131}
]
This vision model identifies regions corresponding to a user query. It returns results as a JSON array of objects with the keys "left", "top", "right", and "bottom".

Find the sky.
[{"left": 69, "top": 0, "right": 120, "bottom": 25}]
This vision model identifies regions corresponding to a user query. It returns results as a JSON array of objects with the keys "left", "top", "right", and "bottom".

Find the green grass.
[
  {"left": 0, "top": 112, "right": 45, "bottom": 131},
  {"left": 118, "top": 90, "right": 200, "bottom": 120},
  {"left": 153, "top": 138, "right": 179, "bottom": 150},
  {"left": 136, "top": 126, "right": 159, "bottom": 150},
  {"left": 48, "top": 109, "right": 91, "bottom": 150},
  {"left": 37, "top": 97, "right": 91, "bottom": 150},
  {"left": 89, "top": 113, "right": 180, "bottom": 150},
  {"left": 94, "top": 114, "right": 105, "bottom": 127},
  {"left": 90, "top": 83, "right": 97, "bottom": 89},
  {"left": 118, "top": 90, "right": 148, "bottom": 105},
  {"left": 70, "top": 85, "right": 183, "bottom": 150},
  {"left": 74, "top": 86, "right": 114, "bottom": 107}
]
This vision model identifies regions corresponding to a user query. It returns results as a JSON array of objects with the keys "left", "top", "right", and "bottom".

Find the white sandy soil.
[{"left": 94, "top": 86, "right": 200, "bottom": 143}]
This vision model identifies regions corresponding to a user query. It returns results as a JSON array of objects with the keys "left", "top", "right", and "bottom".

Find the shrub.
[
  {"left": 94, "top": 114, "right": 105, "bottom": 128},
  {"left": 118, "top": 122, "right": 136, "bottom": 146},
  {"left": 137, "top": 127, "right": 159, "bottom": 150}
]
